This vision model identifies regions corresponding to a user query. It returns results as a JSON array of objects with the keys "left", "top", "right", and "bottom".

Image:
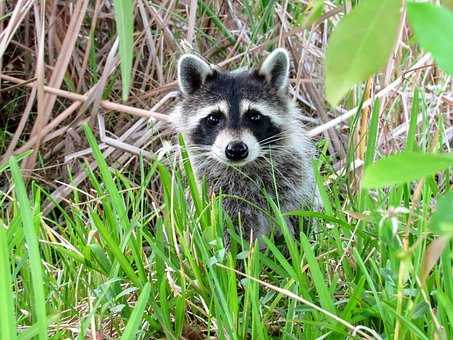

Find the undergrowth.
[
  {"left": 2, "top": 94, "right": 453, "bottom": 339},
  {"left": 1, "top": 1, "right": 452, "bottom": 339}
]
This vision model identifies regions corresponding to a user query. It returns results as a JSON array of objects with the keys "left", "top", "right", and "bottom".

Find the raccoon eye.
[
  {"left": 206, "top": 112, "right": 223, "bottom": 127},
  {"left": 246, "top": 109, "right": 263, "bottom": 123}
]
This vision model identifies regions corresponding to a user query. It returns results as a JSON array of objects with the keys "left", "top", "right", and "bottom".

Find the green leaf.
[
  {"left": 407, "top": 3, "right": 453, "bottom": 75},
  {"left": 113, "top": 0, "right": 134, "bottom": 101},
  {"left": 362, "top": 152, "right": 453, "bottom": 189},
  {"left": 325, "top": 0, "right": 402, "bottom": 106},
  {"left": 120, "top": 282, "right": 151, "bottom": 340}
]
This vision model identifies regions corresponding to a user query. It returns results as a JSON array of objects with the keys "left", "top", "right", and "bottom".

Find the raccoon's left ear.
[{"left": 258, "top": 48, "right": 290, "bottom": 93}]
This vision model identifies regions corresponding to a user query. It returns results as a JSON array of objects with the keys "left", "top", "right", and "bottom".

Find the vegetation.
[{"left": 1, "top": 0, "right": 452, "bottom": 339}]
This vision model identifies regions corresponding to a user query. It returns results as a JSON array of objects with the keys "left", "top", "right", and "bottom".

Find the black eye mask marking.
[
  {"left": 245, "top": 116, "right": 282, "bottom": 146},
  {"left": 185, "top": 70, "right": 287, "bottom": 149},
  {"left": 244, "top": 109, "right": 263, "bottom": 123},
  {"left": 205, "top": 110, "right": 225, "bottom": 128},
  {"left": 242, "top": 108, "right": 282, "bottom": 145},
  {"left": 190, "top": 110, "right": 225, "bottom": 146}
]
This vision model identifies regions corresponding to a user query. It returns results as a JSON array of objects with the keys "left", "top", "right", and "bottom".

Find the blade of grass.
[
  {"left": 353, "top": 248, "right": 389, "bottom": 334},
  {"left": 198, "top": 1, "right": 235, "bottom": 44},
  {"left": 178, "top": 135, "right": 208, "bottom": 227},
  {"left": 83, "top": 124, "right": 146, "bottom": 284},
  {"left": 247, "top": 245, "right": 267, "bottom": 339},
  {"left": 113, "top": 0, "right": 134, "bottom": 101},
  {"left": 9, "top": 156, "right": 47, "bottom": 339},
  {"left": 299, "top": 232, "right": 336, "bottom": 314},
  {"left": 406, "top": 88, "right": 420, "bottom": 152},
  {"left": 382, "top": 302, "right": 429, "bottom": 340},
  {"left": 364, "top": 99, "right": 380, "bottom": 167},
  {"left": 90, "top": 210, "right": 141, "bottom": 287},
  {"left": 0, "top": 223, "right": 17, "bottom": 340},
  {"left": 341, "top": 275, "right": 366, "bottom": 321},
  {"left": 120, "top": 282, "right": 151, "bottom": 339}
]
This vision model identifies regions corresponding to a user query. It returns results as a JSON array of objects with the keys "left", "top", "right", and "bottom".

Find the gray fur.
[
  {"left": 259, "top": 48, "right": 290, "bottom": 93},
  {"left": 170, "top": 49, "right": 322, "bottom": 243},
  {"left": 177, "top": 54, "right": 212, "bottom": 95}
]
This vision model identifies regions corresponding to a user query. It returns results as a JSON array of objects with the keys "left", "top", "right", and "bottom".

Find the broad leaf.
[
  {"left": 113, "top": 0, "right": 134, "bottom": 101},
  {"left": 325, "top": 0, "right": 402, "bottom": 106},
  {"left": 362, "top": 152, "right": 453, "bottom": 189},
  {"left": 407, "top": 3, "right": 453, "bottom": 75}
]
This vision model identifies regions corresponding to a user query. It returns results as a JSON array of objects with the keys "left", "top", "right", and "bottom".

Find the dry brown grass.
[
  {"left": 1, "top": 0, "right": 451, "bottom": 208},
  {"left": 2, "top": 3, "right": 453, "bottom": 338}
]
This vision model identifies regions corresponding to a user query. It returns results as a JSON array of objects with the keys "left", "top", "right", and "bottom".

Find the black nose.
[{"left": 225, "top": 141, "right": 249, "bottom": 161}]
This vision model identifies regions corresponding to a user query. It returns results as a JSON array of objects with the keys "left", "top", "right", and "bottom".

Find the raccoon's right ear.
[{"left": 177, "top": 54, "right": 212, "bottom": 96}]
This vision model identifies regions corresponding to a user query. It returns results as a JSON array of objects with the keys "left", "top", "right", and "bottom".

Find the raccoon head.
[{"left": 171, "top": 49, "right": 294, "bottom": 167}]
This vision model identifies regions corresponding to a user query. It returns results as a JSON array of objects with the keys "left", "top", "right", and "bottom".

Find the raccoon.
[{"left": 169, "top": 48, "right": 321, "bottom": 244}]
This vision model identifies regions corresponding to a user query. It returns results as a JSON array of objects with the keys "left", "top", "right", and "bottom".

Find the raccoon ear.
[
  {"left": 259, "top": 48, "right": 290, "bottom": 92},
  {"left": 177, "top": 54, "right": 212, "bottom": 95}
]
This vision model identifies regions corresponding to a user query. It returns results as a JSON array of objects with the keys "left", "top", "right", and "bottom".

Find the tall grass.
[
  {"left": 1, "top": 106, "right": 453, "bottom": 338},
  {"left": 1, "top": 0, "right": 452, "bottom": 339}
]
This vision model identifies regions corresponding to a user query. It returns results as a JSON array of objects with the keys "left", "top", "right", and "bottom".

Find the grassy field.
[{"left": 1, "top": 1, "right": 453, "bottom": 339}]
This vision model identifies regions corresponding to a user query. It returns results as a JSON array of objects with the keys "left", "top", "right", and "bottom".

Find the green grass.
[
  {"left": 1, "top": 104, "right": 452, "bottom": 338},
  {"left": 1, "top": 1, "right": 452, "bottom": 339},
  {"left": 9, "top": 157, "right": 47, "bottom": 339}
]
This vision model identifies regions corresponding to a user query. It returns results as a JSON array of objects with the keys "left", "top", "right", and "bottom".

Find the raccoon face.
[{"left": 171, "top": 49, "right": 292, "bottom": 166}]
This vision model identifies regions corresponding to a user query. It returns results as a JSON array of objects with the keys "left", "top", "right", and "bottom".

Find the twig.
[
  {"left": 2, "top": 101, "right": 82, "bottom": 163},
  {"left": 43, "top": 91, "right": 177, "bottom": 214},
  {"left": 97, "top": 113, "right": 154, "bottom": 159},
  {"left": 0, "top": 74, "right": 169, "bottom": 120},
  {"left": 25, "top": 0, "right": 90, "bottom": 171}
]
